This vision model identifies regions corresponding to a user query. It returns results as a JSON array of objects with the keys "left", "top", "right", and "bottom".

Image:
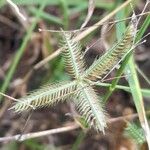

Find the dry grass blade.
[
  {"left": 34, "top": 0, "right": 132, "bottom": 70},
  {"left": 2, "top": 110, "right": 149, "bottom": 142},
  {"left": 80, "top": 0, "right": 95, "bottom": 29},
  {"left": 0, "top": 123, "right": 79, "bottom": 142}
]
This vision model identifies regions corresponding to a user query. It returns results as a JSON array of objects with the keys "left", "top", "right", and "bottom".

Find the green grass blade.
[
  {"left": 115, "top": 1, "right": 150, "bottom": 147},
  {"left": 59, "top": 0, "right": 69, "bottom": 29},
  {"left": 103, "top": 11, "right": 150, "bottom": 103},
  {"left": 92, "top": 82, "right": 150, "bottom": 98},
  {"left": 0, "top": 1, "right": 48, "bottom": 102},
  {"left": 12, "top": 0, "right": 114, "bottom": 10},
  {"left": 0, "top": 0, "right": 5, "bottom": 8},
  {"left": 68, "top": 3, "right": 88, "bottom": 15},
  {"left": 101, "top": 0, "right": 150, "bottom": 146},
  {"left": 29, "top": 7, "right": 63, "bottom": 25},
  {"left": 72, "top": 131, "right": 86, "bottom": 150},
  {"left": 103, "top": 0, "right": 127, "bottom": 103},
  {"left": 125, "top": 56, "right": 145, "bottom": 113},
  {"left": 103, "top": 52, "right": 132, "bottom": 103},
  {"left": 135, "top": 14, "right": 150, "bottom": 42},
  {"left": 125, "top": 56, "right": 150, "bottom": 147},
  {"left": 124, "top": 122, "right": 145, "bottom": 144},
  {"left": 12, "top": 0, "right": 87, "bottom": 6},
  {"left": 95, "top": 0, "right": 114, "bottom": 10}
]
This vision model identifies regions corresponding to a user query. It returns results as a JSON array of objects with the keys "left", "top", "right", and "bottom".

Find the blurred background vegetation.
[{"left": 0, "top": 0, "right": 150, "bottom": 149}]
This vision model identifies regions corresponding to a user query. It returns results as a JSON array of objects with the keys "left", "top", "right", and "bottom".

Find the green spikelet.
[
  {"left": 11, "top": 81, "right": 77, "bottom": 112},
  {"left": 60, "top": 31, "right": 86, "bottom": 78},
  {"left": 124, "top": 123, "right": 145, "bottom": 144},
  {"left": 10, "top": 23, "right": 136, "bottom": 133},
  {"left": 74, "top": 82, "right": 106, "bottom": 132},
  {"left": 82, "top": 25, "right": 134, "bottom": 81}
]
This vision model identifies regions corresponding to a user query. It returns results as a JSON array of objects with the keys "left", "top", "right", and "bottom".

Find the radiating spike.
[
  {"left": 73, "top": 83, "right": 107, "bottom": 132},
  {"left": 82, "top": 25, "right": 134, "bottom": 81},
  {"left": 11, "top": 81, "right": 77, "bottom": 112},
  {"left": 60, "top": 30, "right": 86, "bottom": 78}
]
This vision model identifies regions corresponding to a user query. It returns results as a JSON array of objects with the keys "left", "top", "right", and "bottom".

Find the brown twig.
[
  {"left": 0, "top": 123, "right": 80, "bottom": 142},
  {"left": 1, "top": 110, "right": 150, "bottom": 142},
  {"left": 6, "top": 0, "right": 29, "bottom": 29},
  {"left": 38, "top": 11, "right": 150, "bottom": 34},
  {"left": 0, "top": 14, "right": 19, "bottom": 30},
  {"left": 80, "top": 0, "right": 95, "bottom": 29},
  {"left": 34, "top": 0, "right": 132, "bottom": 70}
]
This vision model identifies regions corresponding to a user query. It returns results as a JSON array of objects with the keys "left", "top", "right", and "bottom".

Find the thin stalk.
[
  {"left": 136, "top": 65, "right": 150, "bottom": 86},
  {"left": 92, "top": 82, "right": 150, "bottom": 98},
  {"left": 72, "top": 131, "right": 86, "bottom": 150}
]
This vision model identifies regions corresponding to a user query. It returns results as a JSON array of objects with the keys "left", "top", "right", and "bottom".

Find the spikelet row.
[
  {"left": 11, "top": 81, "right": 77, "bottom": 112},
  {"left": 75, "top": 83, "right": 106, "bottom": 132},
  {"left": 83, "top": 25, "right": 134, "bottom": 81},
  {"left": 61, "top": 32, "right": 86, "bottom": 78}
]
